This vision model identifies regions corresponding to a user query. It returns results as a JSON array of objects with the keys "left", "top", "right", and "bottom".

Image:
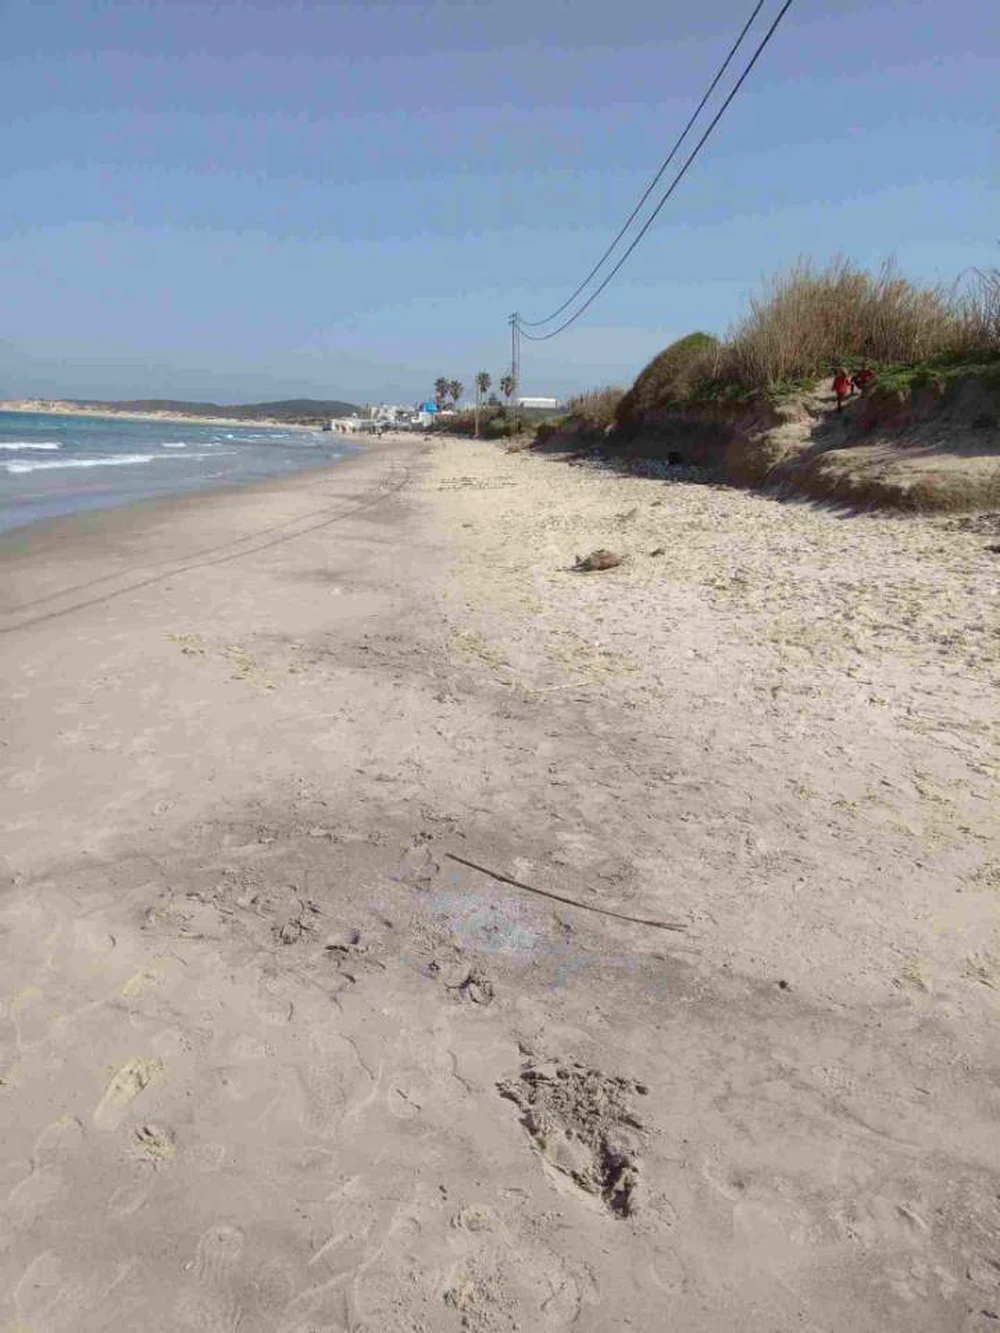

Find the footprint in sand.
[
  {"left": 394, "top": 841, "right": 440, "bottom": 889},
  {"left": 11, "top": 1251, "right": 135, "bottom": 1333},
  {"left": 6, "top": 982, "right": 70, "bottom": 1050},
  {"left": 108, "top": 1178, "right": 153, "bottom": 1219},
  {"left": 194, "top": 1226, "right": 244, "bottom": 1286},
  {"left": 448, "top": 1211, "right": 595, "bottom": 1331},
  {"left": 176, "top": 1225, "right": 245, "bottom": 1332},
  {"left": 7, "top": 1115, "right": 84, "bottom": 1224},
  {"left": 252, "top": 973, "right": 299, "bottom": 1027},
  {"left": 648, "top": 1245, "right": 689, "bottom": 1296},
  {"left": 13, "top": 1251, "right": 85, "bottom": 1332},
  {"left": 251, "top": 1259, "right": 295, "bottom": 1318},
  {"left": 92, "top": 1057, "right": 163, "bottom": 1130},
  {"left": 296, "top": 1064, "right": 351, "bottom": 1137},
  {"left": 292, "top": 1031, "right": 371, "bottom": 1137}
]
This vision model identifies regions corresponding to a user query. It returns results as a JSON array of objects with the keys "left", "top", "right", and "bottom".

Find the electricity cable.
[
  {"left": 518, "top": 0, "right": 768, "bottom": 328},
  {"left": 517, "top": 0, "right": 795, "bottom": 342}
]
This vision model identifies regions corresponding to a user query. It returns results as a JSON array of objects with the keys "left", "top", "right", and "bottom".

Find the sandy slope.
[{"left": 1, "top": 436, "right": 998, "bottom": 1332}]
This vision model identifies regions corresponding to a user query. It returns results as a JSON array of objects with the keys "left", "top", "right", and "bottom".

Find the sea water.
[{"left": 0, "top": 411, "right": 360, "bottom": 534}]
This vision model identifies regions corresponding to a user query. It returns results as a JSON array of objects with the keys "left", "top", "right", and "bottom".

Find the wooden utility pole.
[{"left": 509, "top": 313, "right": 520, "bottom": 434}]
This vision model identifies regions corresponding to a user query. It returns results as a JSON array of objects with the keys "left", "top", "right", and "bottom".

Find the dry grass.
[
  {"left": 957, "top": 268, "right": 1000, "bottom": 352},
  {"left": 565, "top": 385, "right": 626, "bottom": 430},
  {"left": 604, "top": 261, "right": 1000, "bottom": 419},
  {"left": 723, "top": 258, "right": 977, "bottom": 388}
]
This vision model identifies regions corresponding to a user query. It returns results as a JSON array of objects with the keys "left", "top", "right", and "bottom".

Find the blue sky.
[{"left": 1, "top": 0, "right": 995, "bottom": 404}]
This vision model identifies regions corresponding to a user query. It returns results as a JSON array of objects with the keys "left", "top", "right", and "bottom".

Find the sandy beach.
[{"left": 1, "top": 435, "right": 998, "bottom": 1332}]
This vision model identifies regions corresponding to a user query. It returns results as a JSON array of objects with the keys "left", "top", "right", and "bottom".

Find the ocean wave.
[
  {"left": 220, "top": 432, "right": 304, "bottom": 444},
  {"left": 160, "top": 441, "right": 188, "bottom": 448},
  {"left": 0, "top": 441, "right": 62, "bottom": 451},
  {"left": 3, "top": 453, "right": 157, "bottom": 474},
  {"left": 3, "top": 449, "right": 238, "bottom": 475}
]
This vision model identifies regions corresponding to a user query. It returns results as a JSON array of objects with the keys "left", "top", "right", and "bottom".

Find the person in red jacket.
[
  {"left": 852, "top": 364, "right": 876, "bottom": 396},
  {"left": 832, "top": 368, "right": 851, "bottom": 413}
]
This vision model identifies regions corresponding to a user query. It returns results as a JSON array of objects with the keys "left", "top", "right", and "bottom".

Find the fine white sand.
[{"left": 1, "top": 435, "right": 998, "bottom": 1332}]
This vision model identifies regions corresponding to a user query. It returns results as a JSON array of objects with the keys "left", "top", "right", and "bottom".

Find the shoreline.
[
  {"left": 0, "top": 433, "right": 426, "bottom": 551},
  {"left": 0, "top": 400, "right": 327, "bottom": 429},
  {"left": 0, "top": 415, "right": 416, "bottom": 542}
]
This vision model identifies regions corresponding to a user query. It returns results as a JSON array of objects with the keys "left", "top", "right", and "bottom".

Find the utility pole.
[{"left": 509, "top": 312, "right": 521, "bottom": 434}]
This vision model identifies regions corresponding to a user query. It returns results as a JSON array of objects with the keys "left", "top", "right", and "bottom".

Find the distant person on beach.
[
  {"left": 832, "top": 368, "right": 852, "bottom": 413},
  {"left": 852, "top": 364, "right": 876, "bottom": 396}
]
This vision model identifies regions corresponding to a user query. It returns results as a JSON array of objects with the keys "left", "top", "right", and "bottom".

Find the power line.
[
  {"left": 517, "top": 0, "right": 795, "bottom": 343},
  {"left": 518, "top": 0, "right": 768, "bottom": 329}
]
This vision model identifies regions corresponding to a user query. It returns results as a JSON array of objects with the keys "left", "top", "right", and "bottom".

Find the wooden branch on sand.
[{"left": 445, "top": 852, "right": 687, "bottom": 932}]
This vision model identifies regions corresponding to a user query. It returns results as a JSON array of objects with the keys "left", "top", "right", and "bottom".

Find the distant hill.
[{"left": 71, "top": 398, "right": 360, "bottom": 423}]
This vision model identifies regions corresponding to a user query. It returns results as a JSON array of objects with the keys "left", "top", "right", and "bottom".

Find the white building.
[{"left": 517, "top": 396, "right": 560, "bottom": 409}]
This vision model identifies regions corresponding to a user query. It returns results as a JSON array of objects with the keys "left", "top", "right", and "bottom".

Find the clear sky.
[{"left": 1, "top": 0, "right": 995, "bottom": 404}]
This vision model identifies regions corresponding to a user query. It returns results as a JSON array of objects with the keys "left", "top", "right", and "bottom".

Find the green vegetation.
[
  {"left": 474, "top": 371, "right": 492, "bottom": 437},
  {"left": 533, "top": 417, "right": 568, "bottom": 445},
  {"left": 615, "top": 332, "right": 719, "bottom": 424},
  {"left": 597, "top": 261, "right": 1000, "bottom": 429},
  {"left": 430, "top": 408, "right": 514, "bottom": 439},
  {"left": 868, "top": 349, "right": 1000, "bottom": 396},
  {"left": 434, "top": 401, "right": 563, "bottom": 440}
]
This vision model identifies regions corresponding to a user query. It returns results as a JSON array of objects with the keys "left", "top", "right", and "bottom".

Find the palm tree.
[
  {"left": 500, "top": 373, "right": 515, "bottom": 402},
  {"left": 448, "top": 379, "right": 464, "bottom": 408},
  {"left": 433, "top": 377, "right": 450, "bottom": 411},
  {"left": 474, "top": 371, "right": 491, "bottom": 437}
]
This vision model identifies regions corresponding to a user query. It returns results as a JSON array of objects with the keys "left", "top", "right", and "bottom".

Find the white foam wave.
[
  {"left": 222, "top": 432, "right": 303, "bottom": 443},
  {"left": 160, "top": 441, "right": 188, "bottom": 448},
  {"left": 4, "top": 453, "right": 156, "bottom": 475},
  {"left": 3, "top": 449, "right": 239, "bottom": 475},
  {"left": 0, "top": 441, "right": 62, "bottom": 451}
]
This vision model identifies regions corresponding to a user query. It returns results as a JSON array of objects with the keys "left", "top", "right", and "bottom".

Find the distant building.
[{"left": 517, "top": 396, "right": 560, "bottom": 409}]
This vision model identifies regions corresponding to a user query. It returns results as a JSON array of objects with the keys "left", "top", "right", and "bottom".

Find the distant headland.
[{"left": 0, "top": 397, "right": 360, "bottom": 427}]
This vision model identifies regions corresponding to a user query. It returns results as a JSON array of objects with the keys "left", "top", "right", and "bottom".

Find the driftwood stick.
[{"left": 445, "top": 852, "right": 687, "bottom": 932}]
